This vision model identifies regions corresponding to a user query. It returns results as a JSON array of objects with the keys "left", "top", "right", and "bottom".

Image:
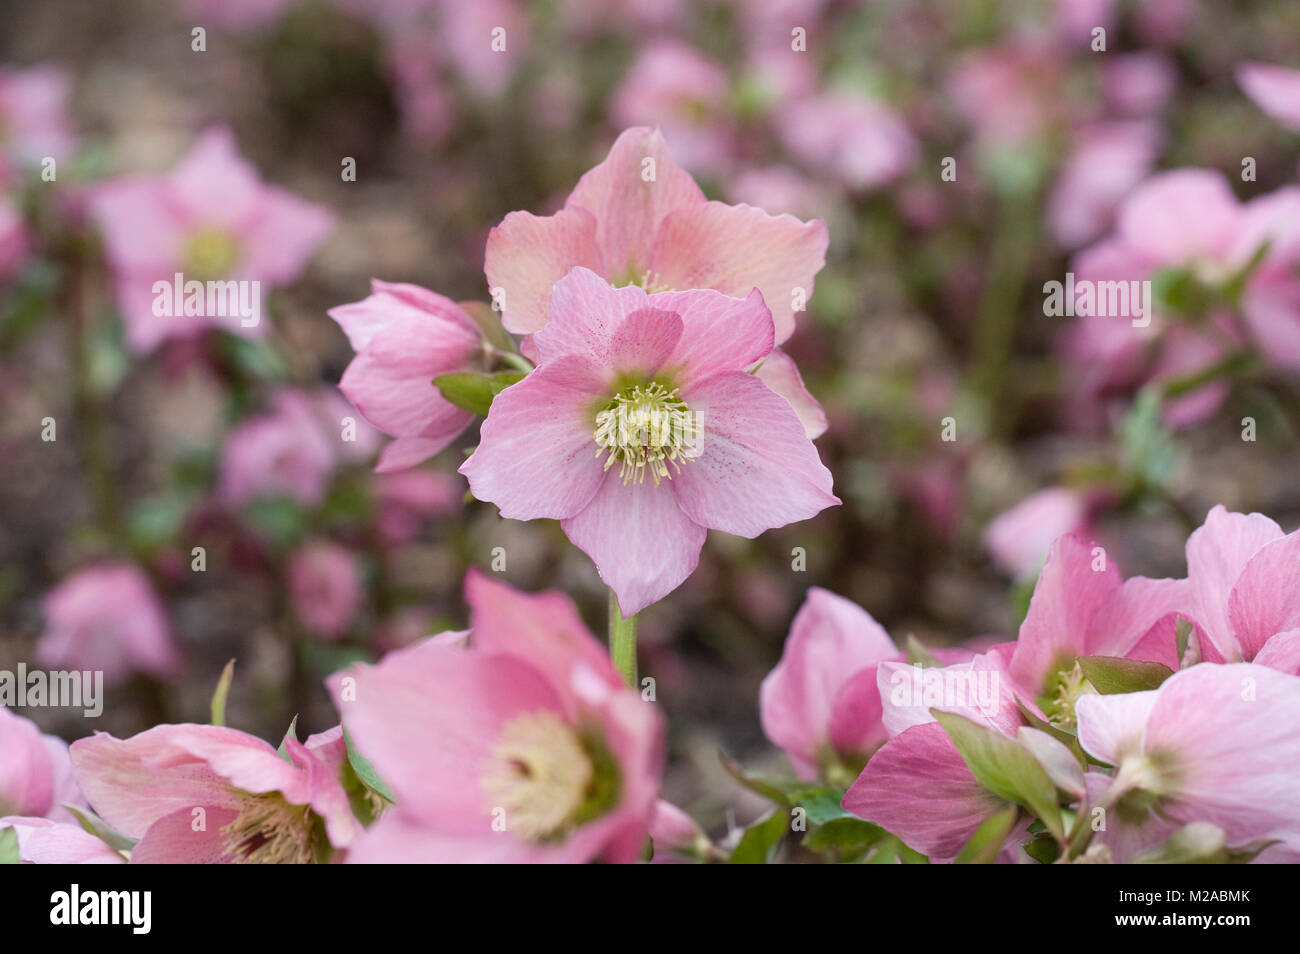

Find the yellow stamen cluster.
[
  {"left": 183, "top": 226, "right": 241, "bottom": 282},
  {"left": 481, "top": 711, "right": 594, "bottom": 842},
  {"left": 221, "top": 794, "right": 322, "bottom": 864},
  {"left": 593, "top": 382, "right": 701, "bottom": 486}
]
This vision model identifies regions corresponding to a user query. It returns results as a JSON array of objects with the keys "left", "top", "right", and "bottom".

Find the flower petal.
[{"left": 484, "top": 206, "right": 603, "bottom": 335}]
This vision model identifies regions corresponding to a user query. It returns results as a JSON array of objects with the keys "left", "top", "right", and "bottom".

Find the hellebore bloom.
[
  {"left": 762, "top": 588, "right": 907, "bottom": 784},
  {"left": 1077, "top": 662, "right": 1300, "bottom": 862},
  {"left": 0, "top": 707, "right": 85, "bottom": 822},
  {"left": 0, "top": 817, "right": 124, "bottom": 864},
  {"left": 37, "top": 564, "right": 179, "bottom": 687},
  {"left": 983, "top": 487, "right": 1093, "bottom": 579},
  {"left": 776, "top": 92, "right": 918, "bottom": 193},
  {"left": 841, "top": 645, "right": 1025, "bottom": 862},
  {"left": 1237, "top": 61, "right": 1300, "bottom": 131},
  {"left": 0, "top": 65, "right": 75, "bottom": 186},
  {"left": 328, "top": 572, "right": 664, "bottom": 863},
  {"left": 329, "top": 280, "right": 485, "bottom": 472},
  {"left": 217, "top": 389, "right": 338, "bottom": 508},
  {"left": 288, "top": 541, "right": 363, "bottom": 641},
  {"left": 484, "top": 126, "right": 828, "bottom": 345},
  {"left": 87, "top": 127, "right": 334, "bottom": 353},
  {"left": 460, "top": 267, "right": 839, "bottom": 615},
  {"left": 70, "top": 724, "right": 359, "bottom": 863}
]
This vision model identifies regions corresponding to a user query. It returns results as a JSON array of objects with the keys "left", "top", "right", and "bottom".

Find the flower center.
[
  {"left": 221, "top": 793, "right": 325, "bottom": 864},
  {"left": 609, "top": 264, "right": 672, "bottom": 294},
  {"left": 183, "top": 226, "right": 241, "bottom": 282},
  {"left": 1041, "top": 659, "right": 1097, "bottom": 730},
  {"left": 481, "top": 711, "right": 595, "bottom": 842},
  {"left": 593, "top": 382, "right": 701, "bottom": 486}
]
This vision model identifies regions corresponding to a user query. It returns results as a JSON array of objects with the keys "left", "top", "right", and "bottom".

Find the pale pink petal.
[
  {"left": 1116, "top": 168, "right": 1241, "bottom": 264},
  {"left": 459, "top": 359, "right": 608, "bottom": 520},
  {"left": 1085, "top": 575, "right": 1196, "bottom": 664},
  {"left": 483, "top": 206, "right": 603, "bottom": 335},
  {"left": 86, "top": 181, "right": 185, "bottom": 274},
  {"left": 1237, "top": 61, "right": 1300, "bottom": 132},
  {"left": 0, "top": 816, "right": 125, "bottom": 864},
  {"left": 1227, "top": 529, "right": 1300, "bottom": 660},
  {"left": 1253, "top": 629, "right": 1300, "bottom": 675},
  {"left": 1075, "top": 688, "right": 1160, "bottom": 766},
  {"left": 841, "top": 722, "right": 1005, "bottom": 863},
  {"left": 236, "top": 189, "right": 334, "bottom": 285},
  {"left": 649, "top": 201, "right": 829, "bottom": 344},
  {"left": 130, "top": 806, "right": 240, "bottom": 863},
  {"left": 671, "top": 371, "right": 839, "bottom": 538},
  {"left": 169, "top": 127, "right": 265, "bottom": 229},
  {"left": 1185, "top": 505, "right": 1283, "bottom": 660},
  {"left": 648, "top": 286, "right": 774, "bottom": 388},
  {"left": 608, "top": 307, "right": 684, "bottom": 377},
  {"left": 532, "top": 266, "right": 653, "bottom": 369},
  {"left": 561, "top": 473, "right": 706, "bottom": 616},
  {"left": 753, "top": 348, "right": 828, "bottom": 439},
  {"left": 375, "top": 436, "right": 458, "bottom": 473}
]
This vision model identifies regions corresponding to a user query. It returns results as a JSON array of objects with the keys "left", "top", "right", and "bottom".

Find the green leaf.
[
  {"left": 210, "top": 659, "right": 235, "bottom": 727},
  {"left": 1078, "top": 655, "right": 1174, "bottom": 695},
  {"left": 62, "top": 804, "right": 136, "bottom": 853},
  {"left": 727, "top": 810, "right": 789, "bottom": 864},
  {"left": 955, "top": 807, "right": 1019, "bottom": 864},
  {"left": 0, "top": 826, "right": 19, "bottom": 864},
  {"left": 803, "top": 818, "right": 884, "bottom": 860},
  {"left": 717, "top": 752, "right": 850, "bottom": 822},
  {"left": 905, "top": 634, "right": 940, "bottom": 667},
  {"left": 933, "top": 710, "right": 1065, "bottom": 842},
  {"left": 433, "top": 371, "right": 526, "bottom": 416},
  {"left": 344, "top": 728, "right": 396, "bottom": 803},
  {"left": 277, "top": 716, "right": 299, "bottom": 761}
]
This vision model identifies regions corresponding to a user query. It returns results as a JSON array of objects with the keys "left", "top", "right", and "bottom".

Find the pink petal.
[
  {"left": 375, "top": 435, "right": 459, "bottom": 473},
  {"left": 532, "top": 266, "right": 651, "bottom": 369},
  {"left": 1237, "top": 61, "right": 1300, "bottom": 131},
  {"left": 564, "top": 126, "right": 705, "bottom": 281},
  {"left": 236, "top": 188, "right": 334, "bottom": 285},
  {"left": 647, "top": 286, "right": 774, "bottom": 389},
  {"left": 826, "top": 666, "right": 889, "bottom": 765},
  {"left": 1085, "top": 575, "right": 1196, "bottom": 666},
  {"left": 841, "top": 721, "right": 1005, "bottom": 863},
  {"left": 459, "top": 359, "right": 608, "bottom": 520},
  {"left": 753, "top": 348, "right": 828, "bottom": 439},
  {"left": 608, "top": 307, "right": 684, "bottom": 377},
  {"left": 130, "top": 806, "right": 240, "bottom": 864},
  {"left": 1185, "top": 505, "right": 1284, "bottom": 660},
  {"left": 1227, "top": 528, "right": 1300, "bottom": 660},
  {"left": 1116, "top": 168, "right": 1242, "bottom": 265},
  {"left": 0, "top": 816, "right": 124, "bottom": 864},
  {"left": 649, "top": 201, "right": 829, "bottom": 344},
  {"left": 1253, "top": 629, "right": 1300, "bottom": 675},
  {"left": 484, "top": 206, "right": 603, "bottom": 335},
  {"left": 1075, "top": 688, "right": 1160, "bottom": 766},
  {"left": 561, "top": 472, "right": 707, "bottom": 615},
  {"left": 1009, "top": 534, "right": 1122, "bottom": 698},
  {"left": 671, "top": 371, "right": 839, "bottom": 538},
  {"left": 169, "top": 127, "right": 265, "bottom": 229}
]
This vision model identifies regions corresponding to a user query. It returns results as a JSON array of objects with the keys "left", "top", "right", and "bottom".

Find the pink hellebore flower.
[
  {"left": 70, "top": 724, "right": 360, "bottom": 863},
  {"left": 1237, "top": 61, "right": 1300, "bottom": 132},
  {"left": 217, "top": 389, "right": 338, "bottom": 508},
  {"left": 0, "top": 707, "right": 86, "bottom": 822},
  {"left": 328, "top": 572, "right": 664, "bottom": 863},
  {"left": 841, "top": 644, "right": 1026, "bottom": 862},
  {"left": 484, "top": 126, "right": 828, "bottom": 346},
  {"left": 288, "top": 541, "right": 363, "bottom": 641},
  {"left": 460, "top": 267, "right": 839, "bottom": 615},
  {"left": 373, "top": 469, "right": 462, "bottom": 545},
  {"left": 37, "top": 564, "right": 179, "bottom": 687},
  {"left": 0, "top": 65, "right": 75, "bottom": 185},
  {"left": 777, "top": 92, "right": 918, "bottom": 193},
  {"left": 1077, "top": 663, "right": 1300, "bottom": 862},
  {"left": 329, "top": 280, "right": 485, "bottom": 472},
  {"left": 1047, "top": 121, "right": 1160, "bottom": 250},
  {"left": 983, "top": 487, "right": 1093, "bottom": 579},
  {"left": 87, "top": 127, "right": 334, "bottom": 353},
  {"left": 0, "top": 817, "right": 124, "bottom": 864},
  {"left": 762, "top": 588, "right": 908, "bottom": 784}
]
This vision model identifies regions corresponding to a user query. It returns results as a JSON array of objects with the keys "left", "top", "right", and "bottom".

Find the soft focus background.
[{"left": 2, "top": 0, "right": 1300, "bottom": 837}]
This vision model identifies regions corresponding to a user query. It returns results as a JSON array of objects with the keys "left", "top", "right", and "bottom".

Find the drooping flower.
[
  {"left": 329, "top": 280, "right": 486, "bottom": 472},
  {"left": 217, "top": 389, "right": 339, "bottom": 508},
  {"left": 460, "top": 267, "right": 839, "bottom": 614},
  {"left": 328, "top": 571, "right": 664, "bottom": 863},
  {"left": 288, "top": 541, "right": 362, "bottom": 641},
  {"left": 70, "top": 724, "right": 360, "bottom": 863},
  {"left": 87, "top": 127, "right": 334, "bottom": 353},
  {"left": 484, "top": 126, "right": 828, "bottom": 345},
  {"left": 0, "top": 707, "right": 86, "bottom": 822},
  {"left": 37, "top": 564, "right": 179, "bottom": 687},
  {"left": 1076, "top": 662, "right": 1300, "bottom": 862}
]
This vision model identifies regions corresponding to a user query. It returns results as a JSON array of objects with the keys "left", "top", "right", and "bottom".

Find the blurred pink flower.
[
  {"left": 87, "top": 127, "right": 334, "bottom": 353},
  {"left": 947, "top": 42, "right": 1062, "bottom": 143},
  {"left": 71, "top": 723, "right": 359, "bottom": 863},
  {"left": 485, "top": 126, "right": 828, "bottom": 344},
  {"left": 648, "top": 799, "right": 713, "bottom": 863},
  {"left": 0, "top": 65, "right": 75, "bottom": 185},
  {"left": 38, "top": 564, "right": 179, "bottom": 687},
  {"left": 610, "top": 42, "right": 732, "bottom": 176},
  {"left": 777, "top": 91, "right": 917, "bottom": 192},
  {"left": 328, "top": 572, "right": 665, "bottom": 863},
  {"left": 984, "top": 487, "right": 1093, "bottom": 578},
  {"left": 760, "top": 588, "right": 900, "bottom": 782},
  {"left": 384, "top": 33, "right": 456, "bottom": 146},
  {"left": 329, "top": 280, "right": 484, "bottom": 473},
  {"left": 438, "top": 0, "right": 527, "bottom": 98},
  {"left": 0, "top": 196, "right": 28, "bottom": 285},
  {"left": 374, "top": 469, "right": 461, "bottom": 545},
  {"left": 183, "top": 0, "right": 294, "bottom": 30},
  {"left": 218, "top": 389, "right": 338, "bottom": 507},
  {"left": 0, "top": 708, "right": 86, "bottom": 822},
  {"left": 1047, "top": 121, "right": 1161, "bottom": 249},
  {"left": 460, "top": 267, "right": 839, "bottom": 614},
  {"left": 1077, "top": 663, "right": 1300, "bottom": 862},
  {"left": 727, "top": 166, "right": 827, "bottom": 222},
  {"left": 288, "top": 541, "right": 363, "bottom": 641},
  {"left": 1237, "top": 62, "right": 1300, "bottom": 131},
  {"left": 1102, "top": 53, "right": 1177, "bottom": 116},
  {"left": 0, "top": 817, "right": 123, "bottom": 864}
]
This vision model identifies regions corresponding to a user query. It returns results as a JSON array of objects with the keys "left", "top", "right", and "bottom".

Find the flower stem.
[{"left": 607, "top": 590, "right": 638, "bottom": 689}]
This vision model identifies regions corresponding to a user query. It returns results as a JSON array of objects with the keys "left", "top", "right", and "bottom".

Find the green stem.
[
  {"left": 607, "top": 590, "right": 638, "bottom": 689},
  {"left": 487, "top": 345, "right": 534, "bottom": 374}
]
